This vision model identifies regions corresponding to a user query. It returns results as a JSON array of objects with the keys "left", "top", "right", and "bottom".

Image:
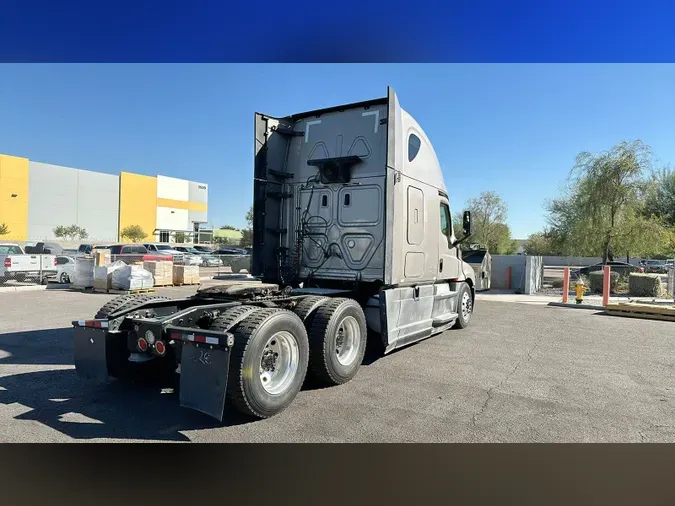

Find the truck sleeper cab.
[{"left": 72, "top": 87, "right": 476, "bottom": 422}]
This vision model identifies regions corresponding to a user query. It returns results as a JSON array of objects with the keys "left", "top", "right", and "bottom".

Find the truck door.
[{"left": 438, "top": 198, "right": 461, "bottom": 281}]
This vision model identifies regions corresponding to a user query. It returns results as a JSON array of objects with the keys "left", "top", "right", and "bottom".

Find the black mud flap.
[
  {"left": 179, "top": 342, "right": 231, "bottom": 421},
  {"left": 73, "top": 327, "right": 111, "bottom": 383}
]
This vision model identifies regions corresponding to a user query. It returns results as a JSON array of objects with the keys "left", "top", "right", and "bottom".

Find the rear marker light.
[
  {"left": 145, "top": 330, "right": 156, "bottom": 345},
  {"left": 154, "top": 340, "right": 166, "bottom": 356},
  {"left": 4, "top": 258, "right": 10, "bottom": 268},
  {"left": 137, "top": 337, "right": 148, "bottom": 352}
]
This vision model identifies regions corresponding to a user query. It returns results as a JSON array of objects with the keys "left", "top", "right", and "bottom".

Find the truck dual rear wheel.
[
  {"left": 225, "top": 308, "right": 309, "bottom": 419},
  {"left": 308, "top": 298, "right": 367, "bottom": 385}
]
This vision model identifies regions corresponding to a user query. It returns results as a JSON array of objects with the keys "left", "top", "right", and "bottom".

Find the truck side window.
[
  {"left": 408, "top": 134, "right": 421, "bottom": 162},
  {"left": 440, "top": 203, "right": 452, "bottom": 238}
]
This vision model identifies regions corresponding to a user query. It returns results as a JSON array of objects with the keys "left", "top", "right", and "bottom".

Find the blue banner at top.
[{"left": 1, "top": 0, "right": 674, "bottom": 62}]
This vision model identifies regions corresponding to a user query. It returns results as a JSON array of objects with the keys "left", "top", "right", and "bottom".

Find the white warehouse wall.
[
  {"left": 157, "top": 175, "right": 189, "bottom": 201},
  {"left": 156, "top": 206, "right": 189, "bottom": 231}
]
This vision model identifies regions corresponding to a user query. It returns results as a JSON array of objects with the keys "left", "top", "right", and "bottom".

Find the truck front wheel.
[
  {"left": 453, "top": 283, "right": 473, "bottom": 329},
  {"left": 226, "top": 308, "right": 309, "bottom": 419},
  {"left": 308, "top": 298, "right": 367, "bottom": 386}
]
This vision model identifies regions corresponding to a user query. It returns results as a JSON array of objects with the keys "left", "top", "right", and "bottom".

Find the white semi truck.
[{"left": 72, "top": 87, "right": 476, "bottom": 420}]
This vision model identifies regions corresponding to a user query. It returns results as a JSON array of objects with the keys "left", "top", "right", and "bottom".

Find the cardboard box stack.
[
  {"left": 173, "top": 264, "right": 200, "bottom": 285},
  {"left": 94, "top": 248, "right": 112, "bottom": 266},
  {"left": 93, "top": 260, "right": 127, "bottom": 291},
  {"left": 143, "top": 261, "right": 174, "bottom": 286}
]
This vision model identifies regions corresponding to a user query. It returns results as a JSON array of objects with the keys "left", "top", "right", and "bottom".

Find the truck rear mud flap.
[
  {"left": 168, "top": 327, "right": 234, "bottom": 422},
  {"left": 73, "top": 324, "right": 112, "bottom": 383},
  {"left": 179, "top": 343, "right": 231, "bottom": 421}
]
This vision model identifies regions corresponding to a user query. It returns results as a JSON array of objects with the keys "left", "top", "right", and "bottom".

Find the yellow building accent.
[
  {"left": 156, "top": 197, "right": 207, "bottom": 212},
  {"left": 118, "top": 172, "right": 157, "bottom": 242},
  {"left": 0, "top": 154, "right": 29, "bottom": 241}
]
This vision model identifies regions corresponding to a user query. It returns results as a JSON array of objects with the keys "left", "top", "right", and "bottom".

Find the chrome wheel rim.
[
  {"left": 259, "top": 331, "right": 299, "bottom": 395},
  {"left": 461, "top": 291, "right": 472, "bottom": 321},
  {"left": 335, "top": 316, "right": 361, "bottom": 366}
]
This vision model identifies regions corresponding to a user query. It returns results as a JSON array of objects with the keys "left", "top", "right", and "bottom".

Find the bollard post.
[
  {"left": 506, "top": 266, "right": 512, "bottom": 290},
  {"left": 562, "top": 267, "right": 570, "bottom": 303},
  {"left": 602, "top": 265, "right": 611, "bottom": 306}
]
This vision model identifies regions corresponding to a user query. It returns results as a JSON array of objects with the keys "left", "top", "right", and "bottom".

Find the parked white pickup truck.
[{"left": 0, "top": 243, "right": 57, "bottom": 284}]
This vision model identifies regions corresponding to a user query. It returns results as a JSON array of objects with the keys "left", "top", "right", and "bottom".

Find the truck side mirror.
[{"left": 462, "top": 210, "right": 472, "bottom": 237}]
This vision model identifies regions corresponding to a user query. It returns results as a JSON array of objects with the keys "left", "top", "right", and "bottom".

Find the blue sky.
[{"left": 1, "top": 64, "right": 673, "bottom": 238}]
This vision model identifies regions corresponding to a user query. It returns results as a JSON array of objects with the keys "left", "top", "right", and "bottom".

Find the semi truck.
[{"left": 72, "top": 87, "right": 476, "bottom": 421}]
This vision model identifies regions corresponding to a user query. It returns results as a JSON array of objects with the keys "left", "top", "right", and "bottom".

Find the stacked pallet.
[
  {"left": 143, "top": 261, "right": 174, "bottom": 287},
  {"left": 605, "top": 302, "right": 675, "bottom": 322},
  {"left": 173, "top": 264, "right": 200, "bottom": 285}
]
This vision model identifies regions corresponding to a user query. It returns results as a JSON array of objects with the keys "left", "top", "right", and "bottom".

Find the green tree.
[
  {"left": 240, "top": 205, "right": 254, "bottom": 248},
  {"left": 0, "top": 223, "right": 9, "bottom": 236},
  {"left": 175, "top": 232, "right": 186, "bottom": 243},
  {"left": 219, "top": 225, "right": 237, "bottom": 230},
  {"left": 53, "top": 224, "right": 88, "bottom": 241},
  {"left": 546, "top": 140, "right": 655, "bottom": 263},
  {"left": 120, "top": 225, "right": 147, "bottom": 243},
  {"left": 523, "top": 231, "right": 559, "bottom": 256},
  {"left": 644, "top": 167, "right": 675, "bottom": 227},
  {"left": 464, "top": 191, "right": 508, "bottom": 249}
]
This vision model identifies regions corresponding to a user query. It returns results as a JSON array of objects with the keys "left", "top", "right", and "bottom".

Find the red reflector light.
[
  {"left": 4, "top": 258, "right": 10, "bottom": 268},
  {"left": 84, "top": 320, "right": 102, "bottom": 328},
  {"left": 154, "top": 340, "right": 166, "bottom": 355},
  {"left": 194, "top": 335, "right": 207, "bottom": 344},
  {"left": 137, "top": 337, "right": 148, "bottom": 352},
  {"left": 170, "top": 331, "right": 182, "bottom": 341}
]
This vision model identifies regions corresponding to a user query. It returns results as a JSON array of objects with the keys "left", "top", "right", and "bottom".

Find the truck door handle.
[{"left": 439, "top": 259, "right": 443, "bottom": 272}]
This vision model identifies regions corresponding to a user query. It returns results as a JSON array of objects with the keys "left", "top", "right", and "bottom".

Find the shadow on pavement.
[
  {"left": 0, "top": 368, "right": 254, "bottom": 442},
  {"left": 0, "top": 324, "right": 388, "bottom": 441},
  {"left": 0, "top": 328, "right": 74, "bottom": 365}
]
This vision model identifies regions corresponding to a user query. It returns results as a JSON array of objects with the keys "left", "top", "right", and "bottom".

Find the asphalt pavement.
[{"left": 1, "top": 286, "right": 674, "bottom": 442}]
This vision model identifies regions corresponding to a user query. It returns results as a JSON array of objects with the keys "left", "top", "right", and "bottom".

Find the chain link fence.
[{"left": 0, "top": 249, "right": 59, "bottom": 287}]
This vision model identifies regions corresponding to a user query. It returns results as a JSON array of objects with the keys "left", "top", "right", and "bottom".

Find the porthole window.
[{"left": 408, "top": 133, "right": 421, "bottom": 162}]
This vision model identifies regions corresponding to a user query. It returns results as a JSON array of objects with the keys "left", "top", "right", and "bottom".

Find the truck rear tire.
[
  {"left": 226, "top": 308, "right": 309, "bottom": 419},
  {"left": 308, "top": 298, "right": 367, "bottom": 385},
  {"left": 95, "top": 294, "right": 170, "bottom": 319},
  {"left": 210, "top": 305, "right": 260, "bottom": 333},
  {"left": 292, "top": 295, "right": 329, "bottom": 323},
  {"left": 453, "top": 283, "right": 473, "bottom": 329}
]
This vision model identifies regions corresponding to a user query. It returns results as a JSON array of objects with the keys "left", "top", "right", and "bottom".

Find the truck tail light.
[
  {"left": 154, "top": 340, "right": 166, "bottom": 356},
  {"left": 53, "top": 257, "right": 57, "bottom": 266},
  {"left": 4, "top": 258, "right": 10, "bottom": 268},
  {"left": 137, "top": 337, "right": 148, "bottom": 352}
]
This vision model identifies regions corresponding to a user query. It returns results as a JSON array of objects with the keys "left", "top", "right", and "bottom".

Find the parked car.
[
  {"left": 0, "top": 243, "right": 57, "bottom": 284},
  {"left": 52, "top": 255, "right": 76, "bottom": 284},
  {"left": 172, "top": 246, "right": 221, "bottom": 266},
  {"left": 107, "top": 244, "right": 172, "bottom": 264},
  {"left": 24, "top": 242, "right": 63, "bottom": 255},
  {"left": 213, "top": 247, "right": 248, "bottom": 255},
  {"left": 77, "top": 244, "right": 112, "bottom": 255},
  {"left": 641, "top": 259, "right": 668, "bottom": 274},
  {"left": 143, "top": 244, "right": 188, "bottom": 264},
  {"left": 193, "top": 245, "right": 215, "bottom": 254},
  {"left": 573, "top": 261, "right": 639, "bottom": 278}
]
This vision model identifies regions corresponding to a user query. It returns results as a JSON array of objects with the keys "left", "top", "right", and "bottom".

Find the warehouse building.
[{"left": 0, "top": 153, "right": 208, "bottom": 243}]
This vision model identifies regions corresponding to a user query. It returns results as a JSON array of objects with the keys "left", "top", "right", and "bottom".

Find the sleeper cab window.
[{"left": 408, "top": 133, "right": 421, "bottom": 162}]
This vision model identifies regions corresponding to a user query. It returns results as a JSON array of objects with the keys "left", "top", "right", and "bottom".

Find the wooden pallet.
[
  {"left": 173, "top": 282, "right": 200, "bottom": 286},
  {"left": 153, "top": 283, "right": 174, "bottom": 287},
  {"left": 605, "top": 302, "right": 675, "bottom": 322},
  {"left": 93, "top": 287, "right": 157, "bottom": 295},
  {"left": 70, "top": 285, "right": 95, "bottom": 292}
]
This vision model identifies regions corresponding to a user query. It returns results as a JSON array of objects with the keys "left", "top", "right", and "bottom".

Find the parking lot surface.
[{"left": 1, "top": 286, "right": 674, "bottom": 442}]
